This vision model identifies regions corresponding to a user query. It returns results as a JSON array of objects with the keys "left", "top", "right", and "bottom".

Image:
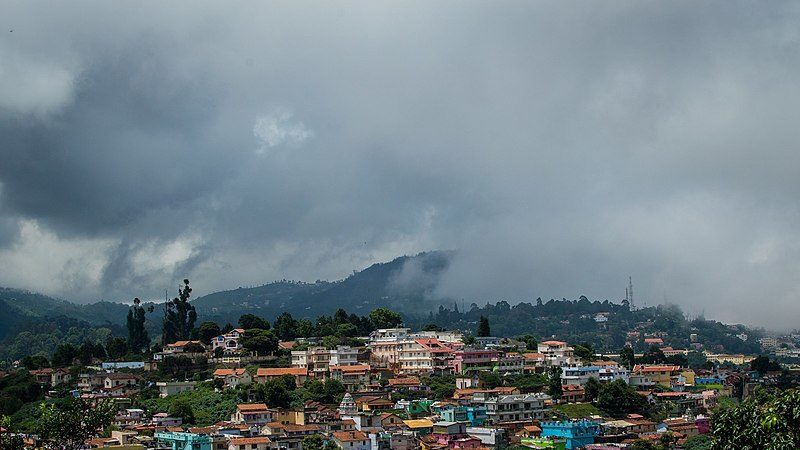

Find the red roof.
[
  {"left": 213, "top": 368, "right": 248, "bottom": 377},
  {"left": 329, "top": 364, "right": 370, "bottom": 373},
  {"left": 540, "top": 340, "right": 567, "bottom": 346},
  {"left": 237, "top": 403, "right": 269, "bottom": 412},
  {"left": 230, "top": 437, "right": 271, "bottom": 445},
  {"left": 256, "top": 367, "right": 308, "bottom": 377},
  {"left": 333, "top": 431, "right": 368, "bottom": 442}
]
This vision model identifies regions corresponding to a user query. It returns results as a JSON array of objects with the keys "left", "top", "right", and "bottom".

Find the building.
[
  {"left": 213, "top": 368, "right": 252, "bottom": 388},
  {"left": 212, "top": 329, "right": 246, "bottom": 354},
  {"left": 329, "top": 364, "right": 371, "bottom": 392},
  {"left": 398, "top": 338, "right": 454, "bottom": 374},
  {"left": 451, "top": 349, "right": 498, "bottom": 374},
  {"left": 332, "top": 431, "right": 371, "bottom": 450},
  {"left": 478, "top": 393, "right": 551, "bottom": 424},
  {"left": 255, "top": 367, "right": 308, "bottom": 386},
  {"left": 368, "top": 328, "right": 412, "bottom": 369},
  {"left": 537, "top": 341, "right": 576, "bottom": 367},
  {"left": 228, "top": 436, "right": 272, "bottom": 450},
  {"left": 561, "top": 366, "right": 601, "bottom": 386},
  {"left": 154, "top": 432, "right": 212, "bottom": 450},
  {"left": 291, "top": 346, "right": 359, "bottom": 377},
  {"left": 103, "top": 373, "right": 139, "bottom": 390},
  {"left": 157, "top": 381, "right": 197, "bottom": 397},
  {"left": 540, "top": 421, "right": 600, "bottom": 450},
  {"left": 631, "top": 365, "right": 681, "bottom": 387},
  {"left": 232, "top": 403, "right": 274, "bottom": 426}
]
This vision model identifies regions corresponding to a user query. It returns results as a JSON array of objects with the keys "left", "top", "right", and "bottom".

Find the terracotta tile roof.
[
  {"left": 333, "top": 431, "right": 368, "bottom": 442},
  {"left": 237, "top": 403, "right": 269, "bottom": 412},
  {"left": 213, "top": 368, "right": 248, "bottom": 376},
  {"left": 633, "top": 365, "right": 680, "bottom": 373},
  {"left": 256, "top": 367, "right": 308, "bottom": 376},
  {"left": 388, "top": 377, "right": 420, "bottom": 386},
  {"left": 540, "top": 340, "right": 567, "bottom": 346},
  {"left": 229, "top": 437, "right": 271, "bottom": 445}
]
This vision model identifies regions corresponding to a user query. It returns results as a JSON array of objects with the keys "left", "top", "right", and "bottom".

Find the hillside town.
[{"left": 3, "top": 308, "right": 798, "bottom": 450}]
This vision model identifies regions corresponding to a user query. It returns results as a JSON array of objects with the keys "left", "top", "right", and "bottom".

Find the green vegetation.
[
  {"left": 552, "top": 402, "right": 603, "bottom": 419},
  {"left": 37, "top": 397, "right": 116, "bottom": 450},
  {"left": 0, "top": 370, "right": 43, "bottom": 416},
  {"left": 711, "top": 387, "right": 800, "bottom": 449},
  {"left": 126, "top": 297, "right": 152, "bottom": 353},
  {"left": 141, "top": 386, "right": 241, "bottom": 426},
  {"left": 163, "top": 279, "right": 197, "bottom": 345},
  {"left": 596, "top": 379, "right": 649, "bottom": 418},
  {"left": 476, "top": 316, "right": 490, "bottom": 337}
]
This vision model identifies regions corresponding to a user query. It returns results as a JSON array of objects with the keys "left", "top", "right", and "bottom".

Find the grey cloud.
[{"left": 1, "top": 1, "right": 799, "bottom": 328}]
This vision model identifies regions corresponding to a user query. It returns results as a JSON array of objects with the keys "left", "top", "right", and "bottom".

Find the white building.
[
  {"left": 537, "top": 341, "right": 577, "bottom": 367},
  {"left": 477, "top": 393, "right": 551, "bottom": 424},
  {"left": 156, "top": 381, "right": 197, "bottom": 398},
  {"left": 212, "top": 329, "right": 245, "bottom": 354}
]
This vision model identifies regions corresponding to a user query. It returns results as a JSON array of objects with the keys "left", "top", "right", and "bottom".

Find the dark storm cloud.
[{"left": 1, "top": 1, "right": 799, "bottom": 328}]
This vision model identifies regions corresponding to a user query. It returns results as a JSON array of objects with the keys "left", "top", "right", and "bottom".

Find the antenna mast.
[{"left": 628, "top": 277, "right": 634, "bottom": 310}]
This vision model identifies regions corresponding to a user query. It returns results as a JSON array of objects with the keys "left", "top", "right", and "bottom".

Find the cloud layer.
[{"left": 1, "top": 1, "right": 800, "bottom": 329}]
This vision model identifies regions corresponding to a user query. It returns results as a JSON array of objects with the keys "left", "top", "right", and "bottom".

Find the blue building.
[
  {"left": 437, "top": 405, "right": 487, "bottom": 426},
  {"left": 154, "top": 432, "right": 212, "bottom": 450},
  {"left": 540, "top": 420, "right": 600, "bottom": 450}
]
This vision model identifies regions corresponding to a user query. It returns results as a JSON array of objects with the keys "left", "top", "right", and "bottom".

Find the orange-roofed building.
[
  {"left": 632, "top": 365, "right": 681, "bottom": 386},
  {"left": 232, "top": 403, "right": 273, "bottom": 426},
  {"left": 537, "top": 341, "right": 576, "bottom": 367},
  {"left": 399, "top": 338, "right": 455, "bottom": 375},
  {"left": 213, "top": 368, "right": 252, "bottom": 388},
  {"left": 329, "top": 364, "right": 371, "bottom": 392},
  {"left": 255, "top": 367, "right": 308, "bottom": 386},
  {"left": 332, "top": 431, "right": 371, "bottom": 450},
  {"left": 228, "top": 436, "right": 271, "bottom": 450}
]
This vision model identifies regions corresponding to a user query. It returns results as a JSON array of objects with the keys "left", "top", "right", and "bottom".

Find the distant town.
[{"left": 2, "top": 298, "right": 799, "bottom": 450}]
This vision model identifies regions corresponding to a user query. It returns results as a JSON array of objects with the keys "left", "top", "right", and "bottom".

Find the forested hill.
[{"left": 192, "top": 250, "right": 452, "bottom": 325}]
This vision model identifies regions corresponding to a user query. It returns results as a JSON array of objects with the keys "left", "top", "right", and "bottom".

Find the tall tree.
[
  {"left": 163, "top": 279, "right": 197, "bottom": 345},
  {"left": 273, "top": 312, "right": 298, "bottom": 341},
  {"left": 584, "top": 377, "right": 601, "bottom": 403},
  {"left": 620, "top": 346, "right": 636, "bottom": 369},
  {"left": 369, "top": 308, "right": 403, "bottom": 329},
  {"left": 239, "top": 314, "right": 270, "bottom": 330},
  {"left": 197, "top": 321, "right": 221, "bottom": 345},
  {"left": 548, "top": 366, "right": 563, "bottom": 399},
  {"left": 241, "top": 329, "right": 279, "bottom": 356},
  {"left": 37, "top": 398, "right": 116, "bottom": 450},
  {"left": 477, "top": 316, "right": 491, "bottom": 337},
  {"left": 126, "top": 297, "right": 151, "bottom": 353}
]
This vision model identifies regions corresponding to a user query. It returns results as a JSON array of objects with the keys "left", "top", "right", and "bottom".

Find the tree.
[
  {"left": 687, "top": 351, "right": 708, "bottom": 370},
  {"left": 620, "top": 346, "right": 636, "bottom": 369},
  {"left": 105, "top": 337, "right": 128, "bottom": 360},
  {"left": 629, "top": 441, "right": 658, "bottom": 450},
  {"left": 241, "top": 329, "right": 278, "bottom": 355},
  {"left": 168, "top": 397, "right": 195, "bottom": 425},
  {"left": 37, "top": 397, "right": 116, "bottom": 450},
  {"left": 273, "top": 312, "right": 298, "bottom": 341},
  {"left": 477, "top": 316, "right": 491, "bottom": 337},
  {"left": 479, "top": 371, "right": 503, "bottom": 390},
  {"left": 369, "top": 308, "right": 403, "bottom": 329},
  {"left": 0, "top": 415, "right": 25, "bottom": 450},
  {"left": 640, "top": 345, "right": 667, "bottom": 364},
  {"left": 163, "top": 279, "right": 197, "bottom": 345},
  {"left": 126, "top": 298, "right": 151, "bottom": 353},
  {"left": 584, "top": 377, "right": 600, "bottom": 403},
  {"left": 255, "top": 375, "right": 295, "bottom": 408},
  {"left": 462, "top": 334, "right": 476, "bottom": 346},
  {"left": 51, "top": 344, "right": 78, "bottom": 368},
  {"left": 596, "top": 379, "right": 648, "bottom": 418},
  {"left": 302, "top": 434, "right": 326, "bottom": 450},
  {"left": 574, "top": 343, "right": 594, "bottom": 360},
  {"left": 750, "top": 355, "right": 781, "bottom": 375},
  {"left": 423, "top": 323, "right": 443, "bottom": 332},
  {"left": 297, "top": 319, "right": 315, "bottom": 338},
  {"left": 517, "top": 334, "right": 538, "bottom": 350},
  {"left": 682, "top": 435, "right": 711, "bottom": 450},
  {"left": 548, "top": 366, "right": 562, "bottom": 399},
  {"left": 197, "top": 321, "right": 221, "bottom": 345},
  {"left": 239, "top": 314, "right": 270, "bottom": 331}
]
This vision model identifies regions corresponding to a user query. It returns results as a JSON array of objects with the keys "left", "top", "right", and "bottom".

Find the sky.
[{"left": 1, "top": 1, "right": 799, "bottom": 330}]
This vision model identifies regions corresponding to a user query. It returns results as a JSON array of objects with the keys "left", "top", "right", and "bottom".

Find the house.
[
  {"left": 632, "top": 365, "right": 681, "bottom": 387},
  {"left": 522, "top": 352, "right": 546, "bottom": 373},
  {"left": 213, "top": 329, "right": 245, "bottom": 354},
  {"left": 103, "top": 373, "right": 140, "bottom": 390},
  {"left": 561, "top": 366, "right": 601, "bottom": 386},
  {"left": 255, "top": 367, "right": 308, "bottom": 386},
  {"left": 477, "top": 392, "right": 551, "bottom": 424},
  {"left": 540, "top": 420, "right": 600, "bottom": 450},
  {"left": 329, "top": 365, "right": 371, "bottom": 392},
  {"left": 152, "top": 412, "right": 182, "bottom": 427},
  {"left": 228, "top": 436, "right": 271, "bottom": 450},
  {"left": 450, "top": 349, "right": 498, "bottom": 374},
  {"left": 368, "top": 328, "right": 412, "bottom": 369},
  {"left": 232, "top": 403, "right": 274, "bottom": 426},
  {"left": 561, "top": 384, "right": 586, "bottom": 403},
  {"left": 292, "top": 346, "right": 359, "bottom": 377},
  {"left": 29, "top": 368, "right": 54, "bottom": 385},
  {"left": 537, "top": 341, "right": 576, "bottom": 367},
  {"left": 388, "top": 377, "right": 424, "bottom": 391},
  {"left": 398, "top": 338, "right": 454, "bottom": 374},
  {"left": 332, "top": 431, "right": 371, "bottom": 450},
  {"left": 213, "top": 368, "right": 252, "bottom": 388},
  {"left": 379, "top": 413, "right": 405, "bottom": 429},
  {"left": 157, "top": 381, "right": 197, "bottom": 397},
  {"left": 165, "top": 340, "right": 205, "bottom": 354}
]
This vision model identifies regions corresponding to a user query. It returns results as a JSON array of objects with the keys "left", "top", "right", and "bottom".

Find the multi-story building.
[
  {"left": 329, "top": 364, "right": 371, "bottom": 392},
  {"left": 537, "top": 341, "right": 577, "bottom": 367},
  {"left": 213, "top": 368, "right": 252, "bottom": 388},
  {"left": 450, "top": 349, "right": 498, "bottom": 374},
  {"left": 475, "top": 392, "right": 551, "bottom": 424},
  {"left": 495, "top": 353, "right": 525, "bottom": 374},
  {"left": 255, "top": 367, "right": 309, "bottom": 387},
  {"left": 212, "top": 329, "right": 245, "bottom": 354},
  {"left": 332, "top": 431, "right": 371, "bottom": 450},
  {"left": 398, "top": 338, "right": 454, "bottom": 375},
  {"left": 368, "top": 328, "right": 412, "bottom": 369},
  {"left": 231, "top": 403, "right": 274, "bottom": 426},
  {"left": 562, "top": 366, "right": 601, "bottom": 386},
  {"left": 631, "top": 365, "right": 682, "bottom": 387},
  {"left": 291, "top": 346, "right": 359, "bottom": 377}
]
